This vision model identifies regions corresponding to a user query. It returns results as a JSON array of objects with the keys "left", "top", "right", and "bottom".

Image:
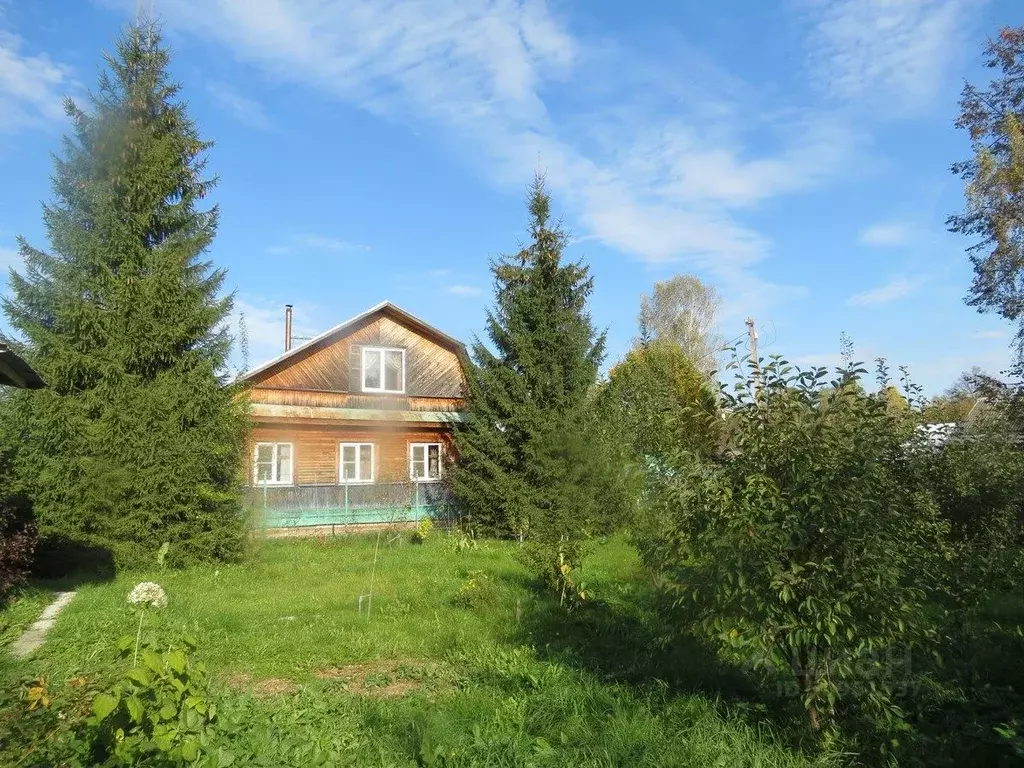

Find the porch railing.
[{"left": 245, "top": 481, "right": 455, "bottom": 529}]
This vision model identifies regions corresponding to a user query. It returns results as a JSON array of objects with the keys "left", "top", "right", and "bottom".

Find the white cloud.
[
  {"left": 295, "top": 234, "right": 369, "bottom": 252},
  {"left": 859, "top": 221, "right": 911, "bottom": 247},
  {"left": 266, "top": 233, "right": 369, "bottom": 255},
  {"left": 134, "top": 0, "right": 865, "bottom": 316},
  {"left": 445, "top": 284, "right": 483, "bottom": 297},
  {"left": 847, "top": 275, "right": 928, "bottom": 306},
  {"left": 206, "top": 80, "right": 273, "bottom": 130},
  {"left": 973, "top": 329, "right": 1008, "bottom": 340},
  {"left": 229, "top": 296, "right": 321, "bottom": 372},
  {"left": 0, "top": 245, "right": 21, "bottom": 271},
  {"left": 0, "top": 31, "right": 72, "bottom": 132},
  {"left": 804, "top": 0, "right": 973, "bottom": 110}
]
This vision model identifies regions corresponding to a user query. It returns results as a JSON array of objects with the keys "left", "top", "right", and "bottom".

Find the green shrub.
[
  {"left": 642, "top": 355, "right": 948, "bottom": 734},
  {"left": 411, "top": 517, "right": 434, "bottom": 544},
  {"left": 84, "top": 634, "right": 221, "bottom": 766},
  {"left": 454, "top": 571, "right": 500, "bottom": 610}
]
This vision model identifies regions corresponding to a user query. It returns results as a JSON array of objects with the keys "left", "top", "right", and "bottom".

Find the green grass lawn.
[{"left": 2, "top": 533, "right": 839, "bottom": 767}]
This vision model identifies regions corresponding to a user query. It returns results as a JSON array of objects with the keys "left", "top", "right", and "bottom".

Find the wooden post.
[{"left": 746, "top": 317, "right": 760, "bottom": 398}]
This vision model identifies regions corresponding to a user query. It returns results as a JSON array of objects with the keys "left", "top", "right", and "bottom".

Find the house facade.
[{"left": 239, "top": 301, "right": 467, "bottom": 529}]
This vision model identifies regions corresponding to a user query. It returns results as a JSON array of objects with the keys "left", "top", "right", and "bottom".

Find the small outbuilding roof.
[{"left": 0, "top": 343, "right": 45, "bottom": 389}]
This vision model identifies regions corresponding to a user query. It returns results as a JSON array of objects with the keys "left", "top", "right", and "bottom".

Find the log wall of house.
[
  {"left": 251, "top": 314, "right": 465, "bottom": 399},
  {"left": 248, "top": 422, "right": 455, "bottom": 486}
]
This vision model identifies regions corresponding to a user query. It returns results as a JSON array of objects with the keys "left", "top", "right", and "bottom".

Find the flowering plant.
[
  {"left": 128, "top": 582, "right": 167, "bottom": 665},
  {"left": 127, "top": 581, "right": 168, "bottom": 609}
]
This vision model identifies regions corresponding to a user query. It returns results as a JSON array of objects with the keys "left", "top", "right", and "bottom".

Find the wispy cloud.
[
  {"left": 229, "top": 296, "right": 321, "bottom": 372},
  {"left": 0, "top": 245, "right": 21, "bottom": 271},
  {"left": 266, "top": 233, "right": 369, "bottom": 256},
  {"left": 206, "top": 80, "right": 273, "bottom": 130},
  {"left": 973, "top": 329, "right": 1008, "bottom": 340},
  {"left": 0, "top": 31, "right": 73, "bottom": 132},
  {"left": 858, "top": 221, "right": 911, "bottom": 247},
  {"left": 847, "top": 275, "right": 928, "bottom": 307},
  {"left": 143, "top": 0, "right": 864, "bottom": 317},
  {"left": 804, "top": 0, "right": 973, "bottom": 111},
  {"left": 445, "top": 284, "right": 483, "bottom": 297}
]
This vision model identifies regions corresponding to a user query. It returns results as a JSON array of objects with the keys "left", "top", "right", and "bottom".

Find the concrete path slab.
[{"left": 9, "top": 590, "right": 77, "bottom": 659}]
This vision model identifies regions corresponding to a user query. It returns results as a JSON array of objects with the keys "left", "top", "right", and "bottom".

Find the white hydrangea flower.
[{"left": 127, "top": 581, "right": 168, "bottom": 609}]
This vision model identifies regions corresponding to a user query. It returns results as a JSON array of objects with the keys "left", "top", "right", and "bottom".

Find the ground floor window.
[
  {"left": 254, "top": 442, "right": 293, "bottom": 485},
  {"left": 340, "top": 442, "right": 374, "bottom": 483},
  {"left": 409, "top": 443, "right": 442, "bottom": 481}
]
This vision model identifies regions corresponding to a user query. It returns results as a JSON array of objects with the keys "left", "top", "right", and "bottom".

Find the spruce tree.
[
  {"left": 0, "top": 24, "right": 246, "bottom": 568},
  {"left": 450, "top": 175, "right": 626, "bottom": 589}
]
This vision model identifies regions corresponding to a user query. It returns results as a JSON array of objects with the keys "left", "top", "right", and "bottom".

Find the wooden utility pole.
[{"left": 746, "top": 317, "right": 760, "bottom": 397}]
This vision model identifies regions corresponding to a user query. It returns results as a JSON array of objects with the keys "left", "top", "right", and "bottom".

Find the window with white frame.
[
  {"left": 362, "top": 347, "right": 405, "bottom": 393},
  {"left": 339, "top": 443, "right": 374, "bottom": 483},
  {"left": 253, "top": 442, "right": 293, "bottom": 485},
  {"left": 409, "top": 443, "right": 442, "bottom": 481}
]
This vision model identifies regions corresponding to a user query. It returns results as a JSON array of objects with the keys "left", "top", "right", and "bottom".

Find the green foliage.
[
  {"left": 641, "top": 355, "right": 949, "bottom": 733},
  {"left": 603, "top": 341, "right": 719, "bottom": 462},
  {"left": 411, "top": 517, "right": 433, "bottom": 544},
  {"left": 949, "top": 26, "right": 1024, "bottom": 356},
  {"left": 913, "top": 425, "right": 1024, "bottom": 610},
  {"left": 84, "top": 634, "right": 220, "bottom": 766},
  {"left": 453, "top": 570, "right": 500, "bottom": 610},
  {"left": 0, "top": 25, "right": 247, "bottom": 569},
  {"left": 448, "top": 175, "right": 632, "bottom": 592}
]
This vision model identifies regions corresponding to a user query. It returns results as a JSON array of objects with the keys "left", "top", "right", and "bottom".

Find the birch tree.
[{"left": 636, "top": 275, "right": 722, "bottom": 376}]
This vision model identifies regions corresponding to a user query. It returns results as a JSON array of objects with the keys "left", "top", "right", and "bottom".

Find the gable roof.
[{"left": 238, "top": 300, "right": 465, "bottom": 383}]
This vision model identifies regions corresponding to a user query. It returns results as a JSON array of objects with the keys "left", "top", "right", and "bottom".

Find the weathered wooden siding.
[
  {"left": 248, "top": 387, "right": 463, "bottom": 412},
  {"left": 252, "top": 312, "right": 465, "bottom": 398},
  {"left": 248, "top": 423, "right": 454, "bottom": 485}
]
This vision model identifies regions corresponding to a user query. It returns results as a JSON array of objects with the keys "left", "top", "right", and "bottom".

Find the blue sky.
[{"left": 0, "top": 0, "right": 1019, "bottom": 394}]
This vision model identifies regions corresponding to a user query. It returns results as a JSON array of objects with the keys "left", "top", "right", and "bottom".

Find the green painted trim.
[{"left": 260, "top": 506, "right": 449, "bottom": 528}]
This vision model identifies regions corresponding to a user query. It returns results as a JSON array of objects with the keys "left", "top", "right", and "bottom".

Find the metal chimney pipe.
[{"left": 284, "top": 305, "right": 293, "bottom": 352}]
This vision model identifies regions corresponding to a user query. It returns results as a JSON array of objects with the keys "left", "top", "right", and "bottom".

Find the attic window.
[{"left": 362, "top": 347, "right": 405, "bottom": 393}]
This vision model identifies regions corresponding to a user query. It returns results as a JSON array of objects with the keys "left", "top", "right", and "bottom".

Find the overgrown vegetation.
[{"left": 0, "top": 537, "right": 837, "bottom": 767}]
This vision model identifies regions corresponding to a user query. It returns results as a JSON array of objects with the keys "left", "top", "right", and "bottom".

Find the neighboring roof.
[
  {"left": 0, "top": 344, "right": 46, "bottom": 389},
  {"left": 239, "top": 300, "right": 466, "bottom": 383}
]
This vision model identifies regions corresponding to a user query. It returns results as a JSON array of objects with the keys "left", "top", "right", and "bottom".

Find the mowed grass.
[{"left": 4, "top": 534, "right": 839, "bottom": 767}]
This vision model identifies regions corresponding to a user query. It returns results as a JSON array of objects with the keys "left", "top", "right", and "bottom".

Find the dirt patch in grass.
[
  {"left": 314, "top": 658, "right": 436, "bottom": 699},
  {"left": 224, "top": 672, "right": 299, "bottom": 697}
]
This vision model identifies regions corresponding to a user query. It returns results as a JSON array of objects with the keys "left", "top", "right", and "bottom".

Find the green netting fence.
[{"left": 246, "top": 481, "right": 456, "bottom": 529}]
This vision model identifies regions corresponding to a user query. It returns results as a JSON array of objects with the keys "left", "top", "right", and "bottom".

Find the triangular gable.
[{"left": 241, "top": 301, "right": 466, "bottom": 397}]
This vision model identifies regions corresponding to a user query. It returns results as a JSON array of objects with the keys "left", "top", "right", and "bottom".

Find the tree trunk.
[{"left": 793, "top": 657, "right": 821, "bottom": 731}]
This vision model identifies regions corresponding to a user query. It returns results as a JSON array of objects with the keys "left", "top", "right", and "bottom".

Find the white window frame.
[
  {"left": 253, "top": 442, "right": 293, "bottom": 486},
  {"left": 409, "top": 442, "right": 442, "bottom": 482},
  {"left": 338, "top": 442, "right": 375, "bottom": 484},
  {"left": 361, "top": 347, "right": 406, "bottom": 394}
]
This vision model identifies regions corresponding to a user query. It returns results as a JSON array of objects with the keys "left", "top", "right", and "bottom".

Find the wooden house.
[{"left": 239, "top": 301, "right": 467, "bottom": 529}]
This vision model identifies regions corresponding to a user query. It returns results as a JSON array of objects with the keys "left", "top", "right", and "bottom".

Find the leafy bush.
[
  {"left": 641, "top": 356, "right": 948, "bottom": 734},
  {"left": 85, "top": 634, "right": 221, "bottom": 766},
  {"left": 0, "top": 495, "right": 36, "bottom": 605},
  {"left": 603, "top": 341, "right": 720, "bottom": 461},
  {"left": 454, "top": 570, "right": 500, "bottom": 610},
  {"left": 411, "top": 517, "right": 433, "bottom": 544}
]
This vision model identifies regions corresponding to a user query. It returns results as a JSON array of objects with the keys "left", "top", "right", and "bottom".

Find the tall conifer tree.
[
  {"left": 450, "top": 175, "right": 624, "bottom": 584},
  {"left": 1, "top": 24, "right": 246, "bottom": 567}
]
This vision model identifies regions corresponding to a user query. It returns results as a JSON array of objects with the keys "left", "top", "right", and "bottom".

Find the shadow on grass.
[
  {"left": 511, "top": 578, "right": 812, "bottom": 743},
  {"left": 30, "top": 534, "right": 116, "bottom": 589}
]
